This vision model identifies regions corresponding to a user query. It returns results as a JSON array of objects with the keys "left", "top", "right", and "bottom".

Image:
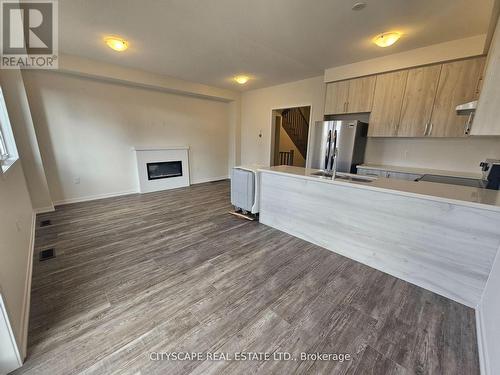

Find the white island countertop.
[{"left": 258, "top": 165, "right": 500, "bottom": 212}]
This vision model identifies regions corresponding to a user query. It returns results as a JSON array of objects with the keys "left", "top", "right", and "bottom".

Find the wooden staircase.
[{"left": 281, "top": 108, "right": 309, "bottom": 159}]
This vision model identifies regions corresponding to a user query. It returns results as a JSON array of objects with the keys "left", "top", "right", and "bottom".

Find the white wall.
[
  {"left": 365, "top": 137, "right": 500, "bottom": 174},
  {"left": 22, "top": 71, "right": 232, "bottom": 204},
  {"left": 479, "top": 244, "right": 500, "bottom": 375},
  {"left": 0, "top": 163, "right": 33, "bottom": 359},
  {"left": 59, "top": 54, "right": 238, "bottom": 102},
  {"left": 241, "top": 76, "right": 325, "bottom": 166}
]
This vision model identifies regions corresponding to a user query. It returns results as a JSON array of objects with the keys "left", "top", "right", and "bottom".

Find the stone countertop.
[
  {"left": 356, "top": 163, "right": 483, "bottom": 179},
  {"left": 258, "top": 165, "right": 500, "bottom": 212}
]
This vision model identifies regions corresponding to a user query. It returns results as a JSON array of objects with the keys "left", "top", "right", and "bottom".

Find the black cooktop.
[{"left": 416, "top": 174, "right": 487, "bottom": 188}]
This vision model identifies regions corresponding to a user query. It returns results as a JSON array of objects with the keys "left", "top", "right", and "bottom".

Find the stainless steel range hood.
[{"left": 456, "top": 100, "right": 477, "bottom": 115}]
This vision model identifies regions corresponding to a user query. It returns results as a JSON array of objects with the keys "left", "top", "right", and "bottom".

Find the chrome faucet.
[
  {"left": 323, "top": 128, "right": 338, "bottom": 179},
  {"left": 329, "top": 128, "right": 338, "bottom": 179},
  {"left": 331, "top": 147, "right": 338, "bottom": 180}
]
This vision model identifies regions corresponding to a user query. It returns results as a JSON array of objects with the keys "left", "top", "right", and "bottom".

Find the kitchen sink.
[
  {"left": 336, "top": 175, "right": 375, "bottom": 183},
  {"left": 311, "top": 170, "right": 334, "bottom": 178},
  {"left": 310, "top": 171, "right": 375, "bottom": 183}
]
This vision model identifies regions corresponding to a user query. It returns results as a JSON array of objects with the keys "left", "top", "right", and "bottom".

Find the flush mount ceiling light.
[
  {"left": 104, "top": 36, "right": 128, "bottom": 52},
  {"left": 352, "top": 2, "right": 367, "bottom": 11},
  {"left": 234, "top": 75, "right": 249, "bottom": 84},
  {"left": 373, "top": 32, "right": 401, "bottom": 47}
]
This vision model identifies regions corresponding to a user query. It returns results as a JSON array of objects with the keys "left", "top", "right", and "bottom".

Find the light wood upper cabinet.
[
  {"left": 324, "top": 55, "right": 489, "bottom": 137},
  {"left": 325, "top": 80, "right": 349, "bottom": 114},
  {"left": 347, "top": 76, "right": 376, "bottom": 113},
  {"left": 324, "top": 76, "right": 376, "bottom": 115},
  {"left": 397, "top": 65, "right": 442, "bottom": 137},
  {"left": 368, "top": 70, "right": 408, "bottom": 137},
  {"left": 429, "top": 57, "right": 485, "bottom": 137}
]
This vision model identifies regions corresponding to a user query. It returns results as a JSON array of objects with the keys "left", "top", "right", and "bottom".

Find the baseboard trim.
[
  {"left": 19, "top": 211, "right": 36, "bottom": 360},
  {"left": 52, "top": 178, "right": 229, "bottom": 207},
  {"left": 53, "top": 190, "right": 138, "bottom": 206},
  {"left": 476, "top": 305, "right": 490, "bottom": 375},
  {"left": 33, "top": 205, "right": 55, "bottom": 214},
  {"left": 191, "top": 175, "right": 229, "bottom": 184}
]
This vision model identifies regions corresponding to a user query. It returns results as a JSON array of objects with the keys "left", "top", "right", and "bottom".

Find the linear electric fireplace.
[
  {"left": 135, "top": 147, "right": 190, "bottom": 193},
  {"left": 147, "top": 161, "right": 183, "bottom": 180}
]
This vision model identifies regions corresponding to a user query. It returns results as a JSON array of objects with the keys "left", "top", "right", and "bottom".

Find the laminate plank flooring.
[{"left": 13, "top": 180, "right": 480, "bottom": 375}]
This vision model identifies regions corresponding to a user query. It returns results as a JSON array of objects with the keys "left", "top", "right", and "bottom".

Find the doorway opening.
[{"left": 270, "top": 106, "right": 311, "bottom": 167}]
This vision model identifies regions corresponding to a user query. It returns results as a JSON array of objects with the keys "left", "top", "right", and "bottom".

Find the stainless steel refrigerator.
[{"left": 307, "top": 121, "right": 368, "bottom": 173}]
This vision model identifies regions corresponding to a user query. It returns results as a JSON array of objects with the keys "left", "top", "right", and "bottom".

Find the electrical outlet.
[{"left": 74, "top": 177, "right": 80, "bottom": 184}]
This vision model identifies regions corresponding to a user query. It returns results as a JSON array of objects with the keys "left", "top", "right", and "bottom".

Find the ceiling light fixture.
[
  {"left": 352, "top": 2, "right": 367, "bottom": 11},
  {"left": 373, "top": 32, "right": 401, "bottom": 47},
  {"left": 234, "top": 75, "right": 249, "bottom": 84},
  {"left": 104, "top": 36, "right": 129, "bottom": 52}
]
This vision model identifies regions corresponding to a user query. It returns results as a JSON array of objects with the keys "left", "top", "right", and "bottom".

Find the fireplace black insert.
[{"left": 147, "top": 161, "right": 183, "bottom": 180}]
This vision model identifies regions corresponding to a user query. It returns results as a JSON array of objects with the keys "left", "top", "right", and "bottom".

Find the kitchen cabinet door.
[
  {"left": 324, "top": 80, "right": 349, "bottom": 114},
  {"left": 347, "top": 75, "right": 376, "bottom": 113},
  {"left": 429, "top": 57, "right": 486, "bottom": 137},
  {"left": 398, "top": 64, "right": 442, "bottom": 137},
  {"left": 368, "top": 70, "right": 408, "bottom": 137}
]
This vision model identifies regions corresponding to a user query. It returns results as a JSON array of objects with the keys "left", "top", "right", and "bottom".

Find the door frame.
[{"left": 268, "top": 104, "right": 313, "bottom": 167}]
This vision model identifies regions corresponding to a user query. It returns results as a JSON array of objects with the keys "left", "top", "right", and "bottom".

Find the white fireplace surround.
[{"left": 134, "top": 147, "right": 190, "bottom": 193}]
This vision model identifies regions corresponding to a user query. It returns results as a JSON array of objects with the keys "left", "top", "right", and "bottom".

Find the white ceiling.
[{"left": 59, "top": 0, "right": 494, "bottom": 91}]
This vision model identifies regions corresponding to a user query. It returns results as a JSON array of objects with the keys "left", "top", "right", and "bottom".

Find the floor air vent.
[
  {"left": 39, "top": 248, "right": 55, "bottom": 261},
  {"left": 40, "top": 220, "right": 52, "bottom": 227}
]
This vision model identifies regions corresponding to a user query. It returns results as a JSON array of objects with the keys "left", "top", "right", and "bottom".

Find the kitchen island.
[{"left": 258, "top": 165, "right": 500, "bottom": 307}]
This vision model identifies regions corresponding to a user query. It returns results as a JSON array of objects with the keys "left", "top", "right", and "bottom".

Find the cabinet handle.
[
  {"left": 424, "top": 123, "right": 429, "bottom": 136},
  {"left": 464, "top": 113, "right": 473, "bottom": 135},
  {"left": 428, "top": 123, "right": 433, "bottom": 136},
  {"left": 475, "top": 77, "right": 483, "bottom": 95},
  {"left": 344, "top": 102, "right": 348, "bottom": 112}
]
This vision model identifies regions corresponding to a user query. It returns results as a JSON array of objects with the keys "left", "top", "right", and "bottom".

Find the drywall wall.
[
  {"left": 0, "top": 162, "right": 34, "bottom": 360},
  {"left": 59, "top": 54, "right": 238, "bottom": 102},
  {"left": 324, "top": 35, "right": 486, "bottom": 82},
  {"left": 0, "top": 70, "right": 52, "bottom": 211},
  {"left": 23, "top": 71, "right": 232, "bottom": 204},
  {"left": 364, "top": 137, "right": 500, "bottom": 174},
  {"left": 479, "top": 244, "right": 500, "bottom": 375},
  {"left": 241, "top": 76, "right": 325, "bottom": 166}
]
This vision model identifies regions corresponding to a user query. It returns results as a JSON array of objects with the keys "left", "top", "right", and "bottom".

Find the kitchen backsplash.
[{"left": 364, "top": 136, "right": 500, "bottom": 173}]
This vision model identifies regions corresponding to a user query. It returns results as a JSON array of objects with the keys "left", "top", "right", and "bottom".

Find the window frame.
[
  {"left": 0, "top": 86, "right": 19, "bottom": 174},
  {"left": 0, "top": 127, "right": 8, "bottom": 159}
]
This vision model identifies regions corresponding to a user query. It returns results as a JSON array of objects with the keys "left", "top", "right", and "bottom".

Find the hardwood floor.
[{"left": 14, "top": 180, "right": 479, "bottom": 375}]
